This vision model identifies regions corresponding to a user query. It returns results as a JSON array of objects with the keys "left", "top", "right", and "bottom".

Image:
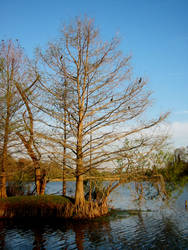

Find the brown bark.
[
  {"left": 33, "top": 160, "right": 46, "bottom": 195},
  {"left": 17, "top": 131, "right": 43, "bottom": 195},
  {"left": 15, "top": 79, "right": 45, "bottom": 195},
  {"left": 75, "top": 105, "right": 85, "bottom": 206},
  {"left": 75, "top": 174, "right": 85, "bottom": 206},
  {"left": 0, "top": 173, "right": 7, "bottom": 199},
  {"left": 40, "top": 170, "right": 47, "bottom": 195},
  {"left": 0, "top": 81, "right": 11, "bottom": 198},
  {"left": 89, "top": 179, "right": 92, "bottom": 201},
  {"left": 62, "top": 81, "right": 67, "bottom": 196},
  {"left": 35, "top": 167, "right": 41, "bottom": 195},
  {"left": 0, "top": 160, "right": 7, "bottom": 198},
  {"left": 33, "top": 161, "right": 46, "bottom": 195},
  {"left": 89, "top": 124, "right": 92, "bottom": 201},
  {"left": 62, "top": 164, "right": 66, "bottom": 196}
]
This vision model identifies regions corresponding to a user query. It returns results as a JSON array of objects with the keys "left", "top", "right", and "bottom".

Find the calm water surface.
[{"left": 0, "top": 182, "right": 188, "bottom": 249}]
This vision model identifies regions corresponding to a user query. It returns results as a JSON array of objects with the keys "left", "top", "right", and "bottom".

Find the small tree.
[
  {"left": 111, "top": 136, "right": 170, "bottom": 203},
  {"left": 15, "top": 78, "right": 47, "bottom": 195},
  {"left": 38, "top": 17, "right": 168, "bottom": 209}
]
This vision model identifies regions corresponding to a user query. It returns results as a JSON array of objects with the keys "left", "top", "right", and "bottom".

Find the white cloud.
[
  {"left": 169, "top": 121, "right": 188, "bottom": 148},
  {"left": 95, "top": 120, "right": 188, "bottom": 149},
  {"left": 175, "top": 110, "right": 188, "bottom": 115},
  {"left": 125, "top": 121, "right": 188, "bottom": 149}
]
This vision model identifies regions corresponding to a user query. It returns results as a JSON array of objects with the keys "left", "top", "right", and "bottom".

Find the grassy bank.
[{"left": 0, "top": 195, "right": 108, "bottom": 220}]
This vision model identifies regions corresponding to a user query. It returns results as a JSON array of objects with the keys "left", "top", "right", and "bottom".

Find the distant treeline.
[
  {"left": 0, "top": 156, "right": 112, "bottom": 183},
  {"left": 2, "top": 150, "right": 188, "bottom": 184}
]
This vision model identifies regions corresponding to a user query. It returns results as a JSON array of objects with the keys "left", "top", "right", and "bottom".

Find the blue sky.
[{"left": 1, "top": 0, "right": 188, "bottom": 147}]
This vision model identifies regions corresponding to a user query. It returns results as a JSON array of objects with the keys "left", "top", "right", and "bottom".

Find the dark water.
[{"left": 0, "top": 182, "right": 188, "bottom": 249}]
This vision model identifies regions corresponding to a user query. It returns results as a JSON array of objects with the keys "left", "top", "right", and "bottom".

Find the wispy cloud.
[
  {"left": 169, "top": 121, "right": 188, "bottom": 147},
  {"left": 174, "top": 110, "right": 188, "bottom": 115}
]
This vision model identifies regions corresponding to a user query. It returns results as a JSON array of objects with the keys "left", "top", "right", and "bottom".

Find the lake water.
[{"left": 0, "top": 182, "right": 188, "bottom": 249}]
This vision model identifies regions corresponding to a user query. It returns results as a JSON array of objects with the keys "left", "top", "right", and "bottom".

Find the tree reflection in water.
[
  {"left": 0, "top": 210, "right": 188, "bottom": 249},
  {"left": 0, "top": 220, "right": 5, "bottom": 249},
  {"left": 32, "top": 223, "right": 45, "bottom": 250}
]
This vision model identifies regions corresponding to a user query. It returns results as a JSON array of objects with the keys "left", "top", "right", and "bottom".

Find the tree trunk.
[
  {"left": 75, "top": 174, "right": 85, "bottom": 206},
  {"left": 89, "top": 127, "right": 92, "bottom": 201},
  {"left": 35, "top": 167, "right": 41, "bottom": 195},
  {"left": 62, "top": 164, "right": 66, "bottom": 196},
  {"left": 40, "top": 179, "right": 46, "bottom": 195},
  {"left": 62, "top": 119, "right": 67, "bottom": 196},
  {"left": 89, "top": 179, "right": 92, "bottom": 201},
  {"left": 0, "top": 101, "right": 10, "bottom": 199},
  {"left": 40, "top": 172, "right": 47, "bottom": 195},
  {"left": 0, "top": 158, "right": 7, "bottom": 198},
  {"left": 62, "top": 80, "right": 67, "bottom": 196},
  {"left": 62, "top": 135, "right": 66, "bottom": 195},
  {"left": 75, "top": 121, "right": 85, "bottom": 206},
  {"left": 35, "top": 167, "right": 47, "bottom": 195},
  {"left": 0, "top": 172, "right": 7, "bottom": 199},
  {"left": 0, "top": 144, "right": 8, "bottom": 198}
]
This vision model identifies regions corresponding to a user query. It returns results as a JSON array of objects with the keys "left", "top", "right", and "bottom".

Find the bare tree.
[
  {"left": 15, "top": 77, "right": 47, "bottom": 195},
  {"left": 0, "top": 40, "right": 45, "bottom": 197},
  {"left": 38, "top": 17, "right": 168, "bottom": 208},
  {"left": 0, "top": 40, "right": 25, "bottom": 198},
  {"left": 50, "top": 79, "right": 69, "bottom": 196},
  {"left": 35, "top": 45, "right": 76, "bottom": 196}
]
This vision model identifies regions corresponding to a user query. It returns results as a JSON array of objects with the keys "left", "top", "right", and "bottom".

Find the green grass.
[
  {"left": 0, "top": 195, "right": 109, "bottom": 219},
  {"left": 0, "top": 195, "right": 74, "bottom": 219},
  {"left": 0, "top": 195, "right": 71, "bottom": 206}
]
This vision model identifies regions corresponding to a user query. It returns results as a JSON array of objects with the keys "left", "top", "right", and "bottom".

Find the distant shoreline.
[{"left": 50, "top": 177, "right": 121, "bottom": 182}]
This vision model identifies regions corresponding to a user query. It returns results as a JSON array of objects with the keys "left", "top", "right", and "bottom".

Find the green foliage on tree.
[{"left": 159, "top": 155, "right": 188, "bottom": 198}]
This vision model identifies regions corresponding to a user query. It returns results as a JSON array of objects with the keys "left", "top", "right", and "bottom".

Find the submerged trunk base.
[{"left": 73, "top": 201, "right": 109, "bottom": 219}]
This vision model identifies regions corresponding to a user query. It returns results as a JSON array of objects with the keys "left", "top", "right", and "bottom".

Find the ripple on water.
[
  {"left": 5, "top": 228, "right": 33, "bottom": 249},
  {"left": 0, "top": 182, "right": 188, "bottom": 249},
  {"left": 0, "top": 209, "right": 188, "bottom": 249}
]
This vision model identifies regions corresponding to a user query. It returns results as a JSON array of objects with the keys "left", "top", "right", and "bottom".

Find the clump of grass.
[
  {"left": 0, "top": 195, "right": 73, "bottom": 219},
  {"left": 0, "top": 195, "right": 70, "bottom": 206},
  {"left": 0, "top": 195, "right": 109, "bottom": 220}
]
